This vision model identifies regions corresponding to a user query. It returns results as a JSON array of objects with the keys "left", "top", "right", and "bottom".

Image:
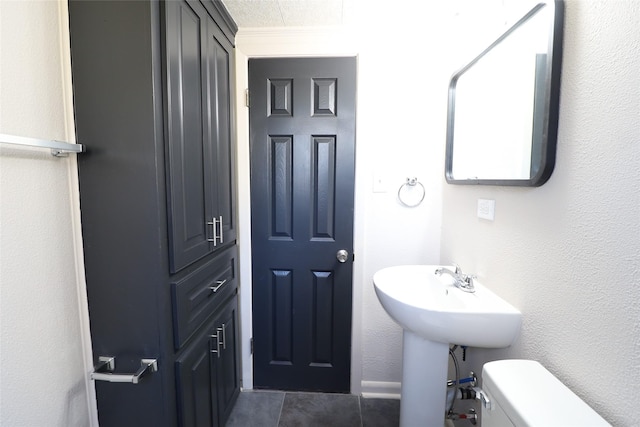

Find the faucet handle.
[
  {"left": 453, "top": 264, "right": 462, "bottom": 274},
  {"left": 462, "top": 274, "right": 476, "bottom": 286}
]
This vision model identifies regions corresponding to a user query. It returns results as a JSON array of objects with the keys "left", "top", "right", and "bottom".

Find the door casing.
[{"left": 232, "top": 33, "right": 363, "bottom": 393}]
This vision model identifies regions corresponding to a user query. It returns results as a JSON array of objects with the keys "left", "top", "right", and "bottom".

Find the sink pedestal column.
[{"left": 400, "top": 331, "right": 449, "bottom": 427}]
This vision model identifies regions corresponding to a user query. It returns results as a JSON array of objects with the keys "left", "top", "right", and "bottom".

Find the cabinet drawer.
[{"left": 171, "top": 246, "right": 238, "bottom": 349}]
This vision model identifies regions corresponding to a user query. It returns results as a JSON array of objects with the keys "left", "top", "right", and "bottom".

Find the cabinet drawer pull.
[
  {"left": 209, "top": 279, "right": 227, "bottom": 293},
  {"left": 218, "top": 215, "right": 223, "bottom": 244},
  {"left": 91, "top": 356, "right": 158, "bottom": 384}
]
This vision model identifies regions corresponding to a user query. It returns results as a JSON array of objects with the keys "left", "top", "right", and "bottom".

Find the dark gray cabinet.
[{"left": 69, "top": 1, "right": 239, "bottom": 426}]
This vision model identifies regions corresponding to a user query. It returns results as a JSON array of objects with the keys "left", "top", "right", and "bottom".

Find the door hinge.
[
  {"left": 245, "top": 88, "right": 250, "bottom": 107},
  {"left": 250, "top": 337, "right": 254, "bottom": 354}
]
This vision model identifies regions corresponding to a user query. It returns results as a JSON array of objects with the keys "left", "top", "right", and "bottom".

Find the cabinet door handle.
[
  {"left": 209, "top": 333, "right": 221, "bottom": 358},
  {"left": 206, "top": 219, "right": 216, "bottom": 244},
  {"left": 212, "top": 217, "right": 218, "bottom": 246},
  {"left": 209, "top": 279, "right": 227, "bottom": 293},
  {"left": 206, "top": 216, "right": 223, "bottom": 245},
  {"left": 219, "top": 324, "right": 226, "bottom": 350}
]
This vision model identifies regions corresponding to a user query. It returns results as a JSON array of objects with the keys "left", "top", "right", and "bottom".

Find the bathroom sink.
[
  {"left": 373, "top": 265, "right": 522, "bottom": 426},
  {"left": 373, "top": 264, "right": 521, "bottom": 348}
]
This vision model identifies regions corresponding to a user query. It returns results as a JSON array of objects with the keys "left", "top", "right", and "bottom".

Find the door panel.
[
  {"left": 270, "top": 136, "right": 293, "bottom": 239},
  {"left": 312, "top": 136, "right": 336, "bottom": 240},
  {"left": 249, "top": 57, "right": 356, "bottom": 392}
]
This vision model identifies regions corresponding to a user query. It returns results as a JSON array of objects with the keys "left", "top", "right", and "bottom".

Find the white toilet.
[{"left": 481, "top": 359, "right": 610, "bottom": 426}]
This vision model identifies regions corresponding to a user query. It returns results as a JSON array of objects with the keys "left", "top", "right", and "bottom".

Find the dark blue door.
[{"left": 249, "top": 57, "right": 357, "bottom": 392}]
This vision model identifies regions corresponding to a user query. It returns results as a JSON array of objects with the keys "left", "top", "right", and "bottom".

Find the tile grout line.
[{"left": 275, "top": 391, "right": 286, "bottom": 427}]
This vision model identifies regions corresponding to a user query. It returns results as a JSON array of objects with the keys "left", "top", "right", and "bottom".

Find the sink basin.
[
  {"left": 373, "top": 264, "right": 521, "bottom": 347},
  {"left": 373, "top": 265, "right": 521, "bottom": 427}
]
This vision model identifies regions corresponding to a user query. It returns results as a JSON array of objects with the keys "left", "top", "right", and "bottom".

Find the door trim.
[
  {"left": 60, "top": 0, "right": 100, "bottom": 420},
  {"left": 233, "top": 27, "right": 362, "bottom": 393}
]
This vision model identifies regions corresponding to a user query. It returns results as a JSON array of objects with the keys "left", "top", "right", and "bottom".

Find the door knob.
[{"left": 336, "top": 249, "right": 349, "bottom": 263}]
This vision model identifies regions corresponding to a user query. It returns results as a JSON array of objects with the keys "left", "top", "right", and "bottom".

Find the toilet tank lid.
[{"left": 482, "top": 360, "right": 611, "bottom": 427}]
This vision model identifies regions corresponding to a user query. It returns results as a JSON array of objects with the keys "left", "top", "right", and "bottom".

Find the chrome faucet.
[{"left": 435, "top": 264, "right": 476, "bottom": 293}]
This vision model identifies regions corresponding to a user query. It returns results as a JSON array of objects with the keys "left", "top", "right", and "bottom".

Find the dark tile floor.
[{"left": 226, "top": 390, "right": 400, "bottom": 427}]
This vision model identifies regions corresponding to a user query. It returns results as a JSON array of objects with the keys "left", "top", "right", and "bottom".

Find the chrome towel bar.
[
  {"left": 0, "top": 133, "right": 85, "bottom": 157},
  {"left": 91, "top": 356, "right": 158, "bottom": 384}
]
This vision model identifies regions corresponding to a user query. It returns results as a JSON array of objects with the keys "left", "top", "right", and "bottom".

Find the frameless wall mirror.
[{"left": 445, "top": 0, "right": 564, "bottom": 186}]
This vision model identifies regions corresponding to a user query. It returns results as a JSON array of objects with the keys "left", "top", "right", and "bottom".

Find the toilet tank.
[{"left": 482, "top": 360, "right": 610, "bottom": 427}]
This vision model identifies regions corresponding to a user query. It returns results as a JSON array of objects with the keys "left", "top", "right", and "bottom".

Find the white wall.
[
  {"left": 440, "top": 1, "right": 640, "bottom": 425},
  {"left": 0, "top": 1, "right": 96, "bottom": 426}
]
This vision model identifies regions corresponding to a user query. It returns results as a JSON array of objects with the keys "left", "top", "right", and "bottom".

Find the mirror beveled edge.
[{"left": 444, "top": 0, "right": 565, "bottom": 187}]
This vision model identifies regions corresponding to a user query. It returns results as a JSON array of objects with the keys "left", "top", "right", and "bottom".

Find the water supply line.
[
  {"left": 447, "top": 345, "right": 481, "bottom": 424},
  {"left": 447, "top": 410, "right": 478, "bottom": 425},
  {"left": 448, "top": 345, "right": 460, "bottom": 415}
]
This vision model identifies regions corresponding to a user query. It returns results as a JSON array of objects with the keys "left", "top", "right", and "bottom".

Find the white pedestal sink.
[{"left": 373, "top": 265, "right": 521, "bottom": 427}]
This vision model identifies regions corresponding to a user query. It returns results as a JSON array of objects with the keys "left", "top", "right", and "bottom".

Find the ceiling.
[
  {"left": 221, "top": 0, "right": 354, "bottom": 27},
  {"left": 220, "top": 0, "right": 535, "bottom": 30}
]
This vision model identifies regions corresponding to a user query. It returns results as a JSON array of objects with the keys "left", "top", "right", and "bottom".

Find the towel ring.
[{"left": 397, "top": 177, "right": 425, "bottom": 207}]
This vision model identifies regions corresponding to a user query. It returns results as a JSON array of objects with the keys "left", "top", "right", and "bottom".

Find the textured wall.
[
  {"left": 440, "top": 1, "right": 640, "bottom": 425},
  {"left": 0, "top": 1, "right": 94, "bottom": 426},
  {"left": 354, "top": 7, "right": 450, "bottom": 390}
]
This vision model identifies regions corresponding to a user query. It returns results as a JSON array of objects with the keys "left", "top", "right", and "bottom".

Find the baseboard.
[{"left": 360, "top": 381, "right": 401, "bottom": 399}]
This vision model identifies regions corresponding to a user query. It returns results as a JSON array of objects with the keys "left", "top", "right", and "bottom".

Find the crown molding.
[{"left": 236, "top": 26, "right": 358, "bottom": 56}]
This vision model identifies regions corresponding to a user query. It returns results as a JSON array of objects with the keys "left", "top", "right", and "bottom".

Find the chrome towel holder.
[
  {"left": 398, "top": 177, "right": 425, "bottom": 207},
  {"left": 0, "top": 133, "right": 84, "bottom": 157},
  {"left": 91, "top": 356, "right": 158, "bottom": 384}
]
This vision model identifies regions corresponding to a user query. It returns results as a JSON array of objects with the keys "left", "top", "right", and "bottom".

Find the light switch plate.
[{"left": 477, "top": 199, "right": 496, "bottom": 221}]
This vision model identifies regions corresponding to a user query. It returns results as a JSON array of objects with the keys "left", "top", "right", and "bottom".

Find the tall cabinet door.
[
  {"left": 165, "top": 0, "right": 217, "bottom": 273},
  {"left": 203, "top": 16, "right": 237, "bottom": 248},
  {"left": 165, "top": 0, "right": 236, "bottom": 273}
]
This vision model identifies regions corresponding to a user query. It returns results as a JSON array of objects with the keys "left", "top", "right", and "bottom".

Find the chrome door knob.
[{"left": 336, "top": 249, "right": 349, "bottom": 263}]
